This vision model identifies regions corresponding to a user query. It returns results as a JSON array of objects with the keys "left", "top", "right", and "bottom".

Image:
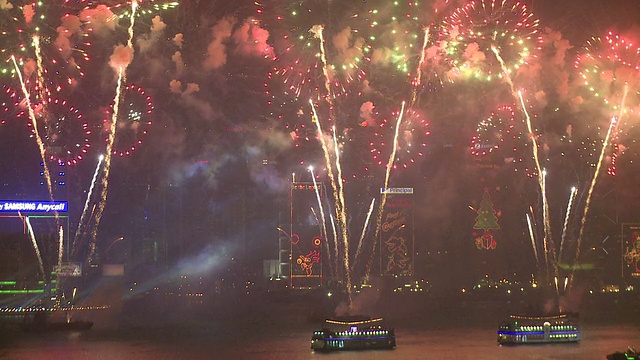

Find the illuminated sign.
[
  {"left": 0, "top": 201, "right": 68, "bottom": 213},
  {"left": 292, "top": 183, "right": 319, "bottom": 191},
  {"left": 380, "top": 189, "right": 414, "bottom": 276},
  {"left": 381, "top": 188, "right": 414, "bottom": 194},
  {"left": 54, "top": 262, "right": 82, "bottom": 277}
]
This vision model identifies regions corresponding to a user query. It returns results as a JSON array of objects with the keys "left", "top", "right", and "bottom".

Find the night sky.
[{"left": 0, "top": 0, "right": 639, "bottom": 290}]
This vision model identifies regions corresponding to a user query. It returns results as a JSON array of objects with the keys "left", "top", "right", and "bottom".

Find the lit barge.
[
  {"left": 311, "top": 316, "right": 396, "bottom": 352},
  {"left": 497, "top": 314, "right": 580, "bottom": 345}
]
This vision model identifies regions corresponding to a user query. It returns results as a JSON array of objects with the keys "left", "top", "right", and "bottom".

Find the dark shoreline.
[{"left": 3, "top": 289, "right": 638, "bottom": 336}]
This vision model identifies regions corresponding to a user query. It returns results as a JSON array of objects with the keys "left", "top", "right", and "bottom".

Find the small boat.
[
  {"left": 311, "top": 316, "right": 396, "bottom": 352},
  {"left": 497, "top": 313, "right": 580, "bottom": 345},
  {"left": 607, "top": 347, "right": 640, "bottom": 360}
]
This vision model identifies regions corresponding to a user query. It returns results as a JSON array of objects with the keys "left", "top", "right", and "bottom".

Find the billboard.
[
  {"left": 622, "top": 223, "right": 640, "bottom": 280},
  {"left": 379, "top": 188, "right": 414, "bottom": 276},
  {"left": 54, "top": 262, "right": 82, "bottom": 277},
  {"left": 290, "top": 182, "right": 323, "bottom": 288},
  {"left": 0, "top": 201, "right": 68, "bottom": 213}
]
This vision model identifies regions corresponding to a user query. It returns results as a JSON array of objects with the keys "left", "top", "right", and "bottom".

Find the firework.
[
  {"left": 559, "top": 186, "right": 578, "bottom": 264},
  {"left": 12, "top": 55, "right": 54, "bottom": 203},
  {"left": 370, "top": 107, "right": 430, "bottom": 171},
  {"left": 571, "top": 88, "right": 628, "bottom": 290},
  {"left": 24, "top": 96, "right": 92, "bottom": 166},
  {"left": 367, "top": 101, "right": 406, "bottom": 281},
  {"left": 438, "top": 0, "right": 542, "bottom": 82},
  {"left": 109, "top": 0, "right": 179, "bottom": 20},
  {"left": 72, "top": 154, "right": 104, "bottom": 257},
  {"left": 360, "top": 1, "right": 425, "bottom": 79},
  {"left": 261, "top": 0, "right": 364, "bottom": 102},
  {"left": 309, "top": 165, "right": 333, "bottom": 277},
  {"left": 575, "top": 32, "right": 640, "bottom": 112},
  {"left": 25, "top": 215, "right": 46, "bottom": 283},
  {"left": 1, "top": 1, "right": 91, "bottom": 89},
  {"left": 0, "top": 1, "right": 41, "bottom": 77},
  {"left": 102, "top": 83, "right": 154, "bottom": 157},
  {"left": 470, "top": 103, "right": 536, "bottom": 177},
  {"left": 0, "top": 85, "right": 24, "bottom": 125},
  {"left": 87, "top": 0, "right": 139, "bottom": 266},
  {"left": 526, "top": 212, "right": 538, "bottom": 264},
  {"left": 575, "top": 31, "right": 640, "bottom": 176},
  {"left": 353, "top": 197, "right": 375, "bottom": 269}
]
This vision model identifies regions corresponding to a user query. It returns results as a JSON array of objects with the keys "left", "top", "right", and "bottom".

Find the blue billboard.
[{"left": 0, "top": 201, "right": 68, "bottom": 213}]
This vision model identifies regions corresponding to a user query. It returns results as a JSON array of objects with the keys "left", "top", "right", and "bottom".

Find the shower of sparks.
[
  {"left": 353, "top": 197, "right": 376, "bottom": 269},
  {"left": 526, "top": 212, "right": 539, "bottom": 264},
  {"left": 87, "top": 1, "right": 139, "bottom": 265},
  {"left": 368, "top": 101, "right": 406, "bottom": 281},
  {"left": 25, "top": 216, "right": 46, "bottom": 283},
  {"left": 11, "top": 55, "right": 54, "bottom": 204},
  {"left": 72, "top": 154, "right": 104, "bottom": 256},
  {"left": 559, "top": 187, "right": 578, "bottom": 264},
  {"left": 309, "top": 166, "right": 332, "bottom": 278}
]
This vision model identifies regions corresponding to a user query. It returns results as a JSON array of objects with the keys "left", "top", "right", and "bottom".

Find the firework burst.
[
  {"left": 437, "top": 0, "right": 542, "bottom": 83},
  {"left": 575, "top": 31, "right": 640, "bottom": 176},
  {"left": 260, "top": 0, "right": 365, "bottom": 102},
  {"left": 470, "top": 103, "right": 536, "bottom": 177},
  {"left": 26, "top": 96, "right": 92, "bottom": 166},
  {"left": 102, "top": 83, "right": 154, "bottom": 158},
  {"left": 369, "top": 108, "right": 430, "bottom": 171},
  {"left": 1, "top": 1, "right": 92, "bottom": 90}
]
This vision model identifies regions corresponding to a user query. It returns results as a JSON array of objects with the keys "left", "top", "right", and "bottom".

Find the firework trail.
[
  {"left": 32, "top": 36, "right": 48, "bottom": 104},
  {"left": 330, "top": 213, "right": 339, "bottom": 279},
  {"left": 353, "top": 197, "right": 376, "bottom": 270},
  {"left": 517, "top": 89, "right": 544, "bottom": 187},
  {"left": 541, "top": 169, "right": 558, "bottom": 279},
  {"left": 56, "top": 224, "right": 66, "bottom": 301},
  {"left": 332, "top": 127, "right": 347, "bottom": 220},
  {"left": 309, "top": 166, "right": 333, "bottom": 278},
  {"left": 87, "top": 1, "right": 139, "bottom": 264},
  {"left": 72, "top": 154, "right": 104, "bottom": 256},
  {"left": 515, "top": 89, "right": 557, "bottom": 277},
  {"left": 367, "top": 101, "right": 406, "bottom": 281},
  {"left": 492, "top": 46, "right": 545, "bottom": 183},
  {"left": 87, "top": 68, "right": 123, "bottom": 264},
  {"left": 526, "top": 212, "right": 539, "bottom": 264},
  {"left": 332, "top": 125, "right": 352, "bottom": 301},
  {"left": 309, "top": 99, "right": 351, "bottom": 301},
  {"left": 559, "top": 187, "right": 578, "bottom": 263},
  {"left": 570, "top": 85, "right": 629, "bottom": 289},
  {"left": 411, "top": 28, "right": 430, "bottom": 107},
  {"left": 311, "top": 25, "right": 334, "bottom": 106},
  {"left": 541, "top": 169, "right": 549, "bottom": 269},
  {"left": 25, "top": 216, "right": 46, "bottom": 283},
  {"left": 11, "top": 55, "right": 55, "bottom": 204},
  {"left": 58, "top": 225, "right": 64, "bottom": 270},
  {"left": 310, "top": 206, "right": 320, "bottom": 230}
]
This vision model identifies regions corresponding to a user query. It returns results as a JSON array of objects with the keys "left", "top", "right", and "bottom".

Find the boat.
[
  {"left": 497, "top": 313, "right": 580, "bottom": 345},
  {"left": 311, "top": 316, "right": 396, "bottom": 352},
  {"left": 607, "top": 347, "right": 640, "bottom": 360}
]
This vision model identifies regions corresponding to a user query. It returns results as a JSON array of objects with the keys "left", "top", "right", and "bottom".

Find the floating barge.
[
  {"left": 311, "top": 316, "right": 396, "bottom": 351},
  {"left": 497, "top": 313, "right": 580, "bottom": 345}
]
